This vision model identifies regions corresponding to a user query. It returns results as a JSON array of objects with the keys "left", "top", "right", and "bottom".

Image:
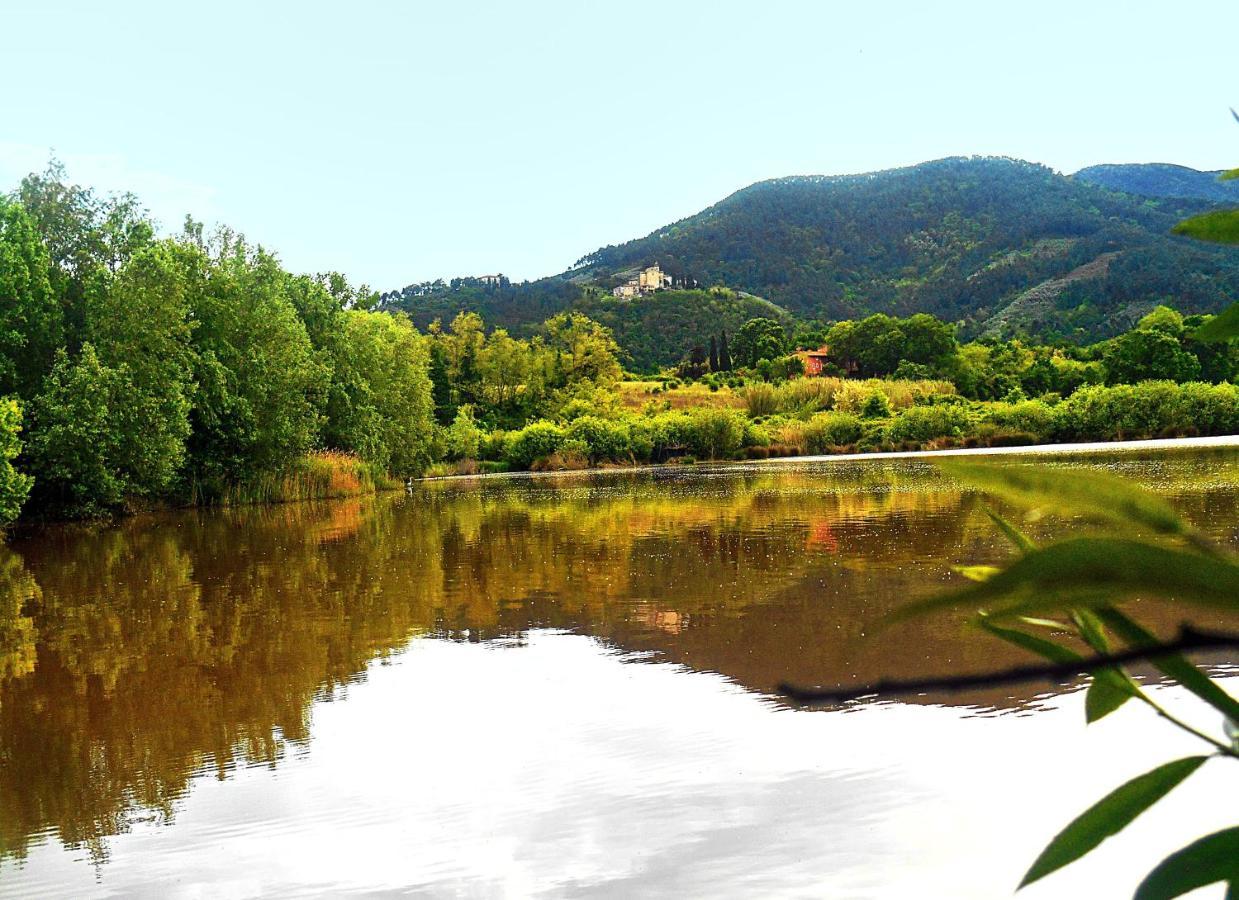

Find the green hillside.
[
  {"left": 1073, "top": 162, "right": 1239, "bottom": 203},
  {"left": 382, "top": 156, "right": 1239, "bottom": 355},
  {"left": 573, "top": 157, "right": 1239, "bottom": 340}
]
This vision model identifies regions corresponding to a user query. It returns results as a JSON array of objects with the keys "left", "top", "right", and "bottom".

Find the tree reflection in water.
[{"left": 0, "top": 450, "right": 1234, "bottom": 867}]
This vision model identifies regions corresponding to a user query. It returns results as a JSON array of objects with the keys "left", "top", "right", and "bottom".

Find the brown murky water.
[{"left": 1, "top": 445, "right": 1236, "bottom": 898}]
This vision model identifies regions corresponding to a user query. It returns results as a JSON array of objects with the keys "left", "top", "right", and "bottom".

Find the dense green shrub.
[
  {"left": 565, "top": 415, "right": 632, "bottom": 463},
  {"left": 802, "top": 412, "right": 864, "bottom": 453},
  {"left": 743, "top": 382, "right": 780, "bottom": 417},
  {"left": 982, "top": 399, "right": 1056, "bottom": 441},
  {"left": 478, "top": 429, "right": 509, "bottom": 462},
  {"left": 860, "top": 390, "right": 892, "bottom": 419},
  {"left": 1056, "top": 381, "right": 1238, "bottom": 441},
  {"left": 1177, "top": 382, "right": 1239, "bottom": 434},
  {"left": 682, "top": 408, "right": 746, "bottom": 459},
  {"left": 885, "top": 404, "right": 975, "bottom": 444},
  {"left": 0, "top": 399, "right": 32, "bottom": 526},
  {"left": 28, "top": 345, "right": 188, "bottom": 516},
  {"left": 444, "top": 405, "right": 482, "bottom": 461},
  {"left": 504, "top": 421, "right": 565, "bottom": 468}
]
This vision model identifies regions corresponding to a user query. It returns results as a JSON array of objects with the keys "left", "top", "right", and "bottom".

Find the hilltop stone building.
[{"left": 612, "top": 263, "right": 672, "bottom": 298}]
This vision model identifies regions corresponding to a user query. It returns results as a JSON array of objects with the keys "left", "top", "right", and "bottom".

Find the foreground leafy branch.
[
  {"left": 784, "top": 448, "right": 1239, "bottom": 897},
  {"left": 777, "top": 625, "right": 1239, "bottom": 707}
]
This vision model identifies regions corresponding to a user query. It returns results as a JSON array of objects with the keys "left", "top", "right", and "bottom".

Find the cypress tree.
[
  {"left": 709, "top": 335, "right": 719, "bottom": 372},
  {"left": 428, "top": 341, "right": 455, "bottom": 424},
  {"left": 719, "top": 330, "right": 732, "bottom": 371}
]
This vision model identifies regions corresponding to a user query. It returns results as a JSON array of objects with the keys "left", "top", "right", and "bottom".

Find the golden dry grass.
[{"left": 618, "top": 380, "right": 746, "bottom": 411}]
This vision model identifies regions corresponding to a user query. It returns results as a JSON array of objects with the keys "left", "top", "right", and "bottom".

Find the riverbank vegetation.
[
  {"left": 426, "top": 302, "right": 1237, "bottom": 476},
  {"left": 0, "top": 164, "right": 436, "bottom": 521},
  {"left": 2, "top": 162, "right": 1237, "bottom": 523}
]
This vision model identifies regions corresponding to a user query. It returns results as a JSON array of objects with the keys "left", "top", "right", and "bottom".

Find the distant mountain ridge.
[
  {"left": 384, "top": 157, "right": 1239, "bottom": 355},
  {"left": 1073, "top": 162, "right": 1239, "bottom": 203}
]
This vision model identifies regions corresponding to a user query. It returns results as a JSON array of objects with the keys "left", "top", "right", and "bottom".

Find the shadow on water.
[{"left": 0, "top": 447, "right": 1235, "bottom": 868}]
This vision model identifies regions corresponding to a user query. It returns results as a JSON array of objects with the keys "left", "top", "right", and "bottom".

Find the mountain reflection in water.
[{"left": 0, "top": 448, "right": 1235, "bottom": 898}]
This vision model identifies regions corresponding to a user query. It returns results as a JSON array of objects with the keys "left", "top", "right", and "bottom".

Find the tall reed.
[
  {"left": 221, "top": 451, "right": 396, "bottom": 506},
  {"left": 745, "top": 377, "right": 954, "bottom": 418}
]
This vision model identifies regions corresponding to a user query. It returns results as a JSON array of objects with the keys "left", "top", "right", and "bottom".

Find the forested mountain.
[
  {"left": 1073, "top": 162, "right": 1239, "bottom": 203},
  {"left": 384, "top": 157, "right": 1239, "bottom": 354},
  {"left": 381, "top": 279, "right": 789, "bottom": 371},
  {"left": 574, "top": 158, "right": 1239, "bottom": 341}
]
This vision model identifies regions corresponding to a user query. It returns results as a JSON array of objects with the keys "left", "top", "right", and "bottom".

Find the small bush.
[
  {"left": 0, "top": 399, "right": 32, "bottom": 526},
  {"left": 802, "top": 412, "right": 863, "bottom": 453},
  {"left": 682, "top": 408, "right": 745, "bottom": 459},
  {"left": 504, "top": 422, "right": 565, "bottom": 469},
  {"left": 444, "top": 405, "right": 482, "bottom": 461},
  {"left": 566, "top": 415, "right": 632, "bottom": 463},
  {"left": 885, "top": 405, "right": 974, "bottom": 445},
  {"left": 860, "top": 390, "right": 892, "bottom": 419},
  {"left": 531, "top": 447, "right": 589, "bottom": 471},
  {"left": 742, "top": 420, "right": 772, "bottom": 448},
  {"left": 744, "top": 382, "right": 780, "bottom": 417},
  {"left": 479, "top": 430, "right": 509, "bottom": 462},
  {"left": 982, "top": 399, "right": 1055, "bottom": 441}
]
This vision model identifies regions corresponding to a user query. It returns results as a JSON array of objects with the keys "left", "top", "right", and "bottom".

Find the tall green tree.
[
  {"left": 18, "top": 161, "right": 153, "bottom": 347},
  {"left": 825, "top": 313, "right": 956, "bottom": 378},
  {"left": 185, "top": 234, "right": 327, "bottom": 492},
  {"left": 1103, "top": 327, "right": 1201, "bottom": 384},
  {"left": 731, "top": 317, "right": 787, "bottom": 368},
  {"left": 88, "top": 239, "right": 196, "bottom": 434},
  {"left": 324, "top": 309, "right": 434, "bottom": 476},
  {"left": 425, "top": 327, "right": 455, "bottom": 425},
  {"left": 0, "top": 196, "right": 62, "bottom": 399},
  {"left": 541, "top": 312, "right": 622, "bottom": 386},
  {"left": 27, "top": 345, "right": 173, "bottom": 516}
]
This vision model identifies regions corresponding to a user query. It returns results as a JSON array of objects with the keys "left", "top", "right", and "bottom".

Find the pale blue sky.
[{"left": 3, "top": 0, "right": 1236, "bottom": 289}]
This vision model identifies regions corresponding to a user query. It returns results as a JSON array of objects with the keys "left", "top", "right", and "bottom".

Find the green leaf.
[
  {"left": 953, "top": 564, "right": 1001, "bottom": 583},
  {"left": 1193, "top": 302, "right": 1239, "bottom": 344},
  {"left": 888, "top": 538, "right": 1239, "bottom": 624},
  {"left": 976, "top": 616, "right": 1081, "bottom": 663},
  {"left": 1071, "top": 610, "right": 1141, "bottom": 722},
  {"left": 1173, "top": 209, "right": 1239, "bottom": 246},
  {"left": 1020, "top": 756, "right": 1209, "bottom": 888},
  {"left": 1071, "top": 609, "right": 1110, "bottom": 653},
  {"left": 1094, "top": 607, "right": 1239, "bottom": 724},
  {"left": 944, "top": 462, "right": 1191, "bottom": 539},
  {"left": 1133, "top": 827, "right": 1239, "bottom": 899},
  {"left": 1084, "top": 676, "right": 1131, "bottom": 722},
  {"left": 983, "top": 506, "right": 1037, "bottom": 554},
  {"left": 1016, "top": 616, "right": 1071, "bottom": 630}
]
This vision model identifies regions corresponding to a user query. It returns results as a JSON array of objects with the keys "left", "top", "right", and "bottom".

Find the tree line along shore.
[{"left": 0, "top": 164, "right": 1236, "bottom": 525}]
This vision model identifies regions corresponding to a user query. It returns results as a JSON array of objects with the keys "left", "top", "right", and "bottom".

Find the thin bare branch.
[{"left": 777, "top": 625, "right": 1239, "bottom": 704}]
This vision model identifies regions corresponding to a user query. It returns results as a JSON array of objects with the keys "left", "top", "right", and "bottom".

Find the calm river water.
[{"left": 1, "top": 442, "right": 1236, "bottom": 898}]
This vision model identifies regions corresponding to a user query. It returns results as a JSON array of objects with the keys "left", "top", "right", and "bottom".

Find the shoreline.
[{"left": 418, "top": 434, "right": 1239, "bottom": 483}]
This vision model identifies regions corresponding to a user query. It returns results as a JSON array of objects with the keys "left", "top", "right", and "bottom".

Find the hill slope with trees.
[
  {"left": 569, "top": 157, "right": 1239, "bottom": 342},
  {"left": 1073, "top": 162, "right": 1239, "bottom": 203}
]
